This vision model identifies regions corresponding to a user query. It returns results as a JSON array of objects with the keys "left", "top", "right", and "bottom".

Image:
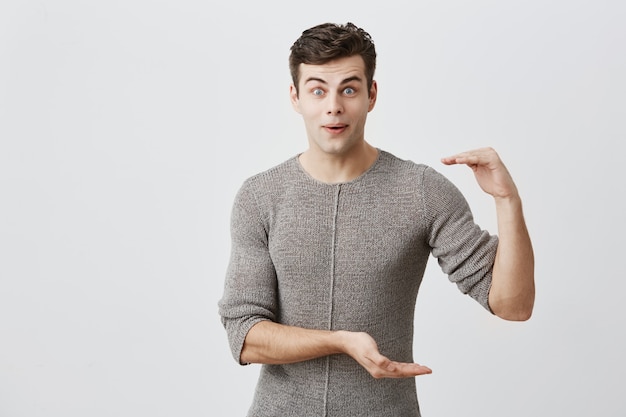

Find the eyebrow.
[{"left": 304, "top": 75, "right": 363, "bottom": 85}]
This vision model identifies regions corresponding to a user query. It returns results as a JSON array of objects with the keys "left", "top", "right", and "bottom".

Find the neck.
[{"left": 298, "top": 142, "right": 379, "bottom": 184}]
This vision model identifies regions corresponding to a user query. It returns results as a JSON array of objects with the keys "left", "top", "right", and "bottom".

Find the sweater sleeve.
[
  {"left": 421, "top": 166, "right": 498, "bottom": 312},
  {"left": 218, "top": 182, "right": 278, "bottom": 364}
]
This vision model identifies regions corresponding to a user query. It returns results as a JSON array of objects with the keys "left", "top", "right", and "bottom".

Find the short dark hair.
[{"left": 289, "top": 22, "right": 377, "bottom": 95}]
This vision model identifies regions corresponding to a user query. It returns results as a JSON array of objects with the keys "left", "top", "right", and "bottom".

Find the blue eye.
[
  {"left": 313, "top": 88, "right": 324, "bottom": 96},
  {"left": 344, "top": 87, "right": 355, "bottom": 95}
]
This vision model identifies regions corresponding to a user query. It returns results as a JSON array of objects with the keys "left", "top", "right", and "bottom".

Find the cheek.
[
  {"left": 298, "top": 103, "right": 320, "bottom": 118},
  {"left": 353, "top": 101, "right": 372, "bottom": 116}
]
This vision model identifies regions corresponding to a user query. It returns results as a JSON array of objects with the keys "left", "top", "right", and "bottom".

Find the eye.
[
  {"left": 343, "top": 87, "right": 356, "bottom": 95},
  {"left": 312, "top": 88, "right": 324, "bottom": 96}
]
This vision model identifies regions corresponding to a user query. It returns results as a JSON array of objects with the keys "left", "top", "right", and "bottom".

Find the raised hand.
[{"left": 441, "top": 147, "right": 519, "bottom": 200}]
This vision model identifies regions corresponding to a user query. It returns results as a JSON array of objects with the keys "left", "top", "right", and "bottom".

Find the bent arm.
[
  {"left": 241, "top": 321, "right": 432, "bottom": 378},
  {"left": 241, "top": 321, "right": 343, "bottom": 364},
  {"left": 442, "top": 147, "right": 535, "bottom": 321}
]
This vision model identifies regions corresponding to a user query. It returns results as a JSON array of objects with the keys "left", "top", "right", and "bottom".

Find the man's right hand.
[
  {"left": 339, "top": 330, "right": 432, "bottom": 379},
  {"left": 241, "top": 322, "right": 432, "bottom": 379}
]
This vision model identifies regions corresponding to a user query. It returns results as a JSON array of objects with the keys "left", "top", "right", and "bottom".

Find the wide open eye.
[
  {"left": 343, "top": 87, "right": 355, "bottom": 95},
  {"left": 313, "top": 88, "right": 324, "bottom": 96}
]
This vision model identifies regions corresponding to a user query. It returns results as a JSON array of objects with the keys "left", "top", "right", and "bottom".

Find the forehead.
[{"left": 299, "top": 55, "right": 366, "bottom": 85}]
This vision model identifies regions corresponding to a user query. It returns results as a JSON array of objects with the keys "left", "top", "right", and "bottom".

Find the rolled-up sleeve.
[{"left": 218, "top": 183, "right": 277, "bottom": 364}]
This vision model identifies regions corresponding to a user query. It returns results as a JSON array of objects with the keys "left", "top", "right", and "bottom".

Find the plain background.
[{"left": 1, "top": 0, "right": 625, "bottom": 416}]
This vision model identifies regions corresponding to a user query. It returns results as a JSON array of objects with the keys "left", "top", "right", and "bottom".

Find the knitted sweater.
[{"left": 218, "top": 150, "right": 498, "bottom": 416}]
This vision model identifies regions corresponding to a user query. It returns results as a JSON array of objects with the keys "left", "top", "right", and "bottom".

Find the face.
[{"left": 290, "top": 55, "right": 377, "bottom": 158}]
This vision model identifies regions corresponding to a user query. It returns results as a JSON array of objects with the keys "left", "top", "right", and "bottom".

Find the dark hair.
[{"left": 289, "top": 22, "right": 377, "bottom": 95}]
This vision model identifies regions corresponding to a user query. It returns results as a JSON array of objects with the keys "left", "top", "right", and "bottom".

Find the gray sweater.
[{"left": 218, "top": 150, "right": 498, "bottom": 416}]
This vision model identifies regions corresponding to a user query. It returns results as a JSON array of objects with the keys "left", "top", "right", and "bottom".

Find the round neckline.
[{"left": 293, "top": 149, "right": 383, "bottom": 187}]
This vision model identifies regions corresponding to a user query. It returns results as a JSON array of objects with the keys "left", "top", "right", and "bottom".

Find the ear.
[
  {"left": 289, "top": 84, "right": 301, "bottom": 114},
  {"left": 368, "top": 80, "right": 378, "bottom": 112}
]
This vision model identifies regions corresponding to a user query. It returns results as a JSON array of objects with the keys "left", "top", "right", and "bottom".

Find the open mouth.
[{"left": 324, "top": 124, "right": 347, "bottom": 132}]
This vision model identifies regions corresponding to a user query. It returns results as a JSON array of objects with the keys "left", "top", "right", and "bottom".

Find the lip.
[{"left": 323, "top": 124, "right": 348, "bottom": 135}]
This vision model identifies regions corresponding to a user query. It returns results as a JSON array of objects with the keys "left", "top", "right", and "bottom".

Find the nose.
[{"left": 326, "top": 92, "right": 343, "bottom": 115}]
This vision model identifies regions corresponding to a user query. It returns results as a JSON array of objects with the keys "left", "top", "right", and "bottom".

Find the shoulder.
[
  {"left": 375, "top": 149, "right": 466, "bottom": 208},
  {"left": 235, "top": 155, "right": 300, "bottom": 199},
  {"left": 375, "top": 149, "right": 447, "bottom": 186},
  {"left": 232, "top": 155, "right": 302, "bottom": 213},
  {"left": 242, "top": 156, "right": 299, "bottom": 188}
]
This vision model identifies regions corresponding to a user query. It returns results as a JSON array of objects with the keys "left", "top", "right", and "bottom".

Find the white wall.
[{"left": 1, "top": 0, "right": 624, "bottom": 416}]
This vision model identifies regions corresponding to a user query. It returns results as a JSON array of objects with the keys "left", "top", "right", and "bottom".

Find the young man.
[{"left": 218, "top": 22, "right": 534, "bottom": 416}]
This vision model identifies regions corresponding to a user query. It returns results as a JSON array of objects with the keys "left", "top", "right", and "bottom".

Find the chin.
[{"left": 319, "top": 139, "right": 357, "bottom": 155}]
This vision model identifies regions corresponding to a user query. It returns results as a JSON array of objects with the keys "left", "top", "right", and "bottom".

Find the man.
[{"left": 218, "top": 22, "right": 534, "bottom": 416}]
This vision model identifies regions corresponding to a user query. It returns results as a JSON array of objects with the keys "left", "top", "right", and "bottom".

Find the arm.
[
  {"left": 241, "top": 321, "right": 432, "bottom": 378},
  {"left": 441, "top": 147, "right": 535, "bottom": 321}
]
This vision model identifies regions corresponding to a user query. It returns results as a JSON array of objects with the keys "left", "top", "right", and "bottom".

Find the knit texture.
[{"left": 218, "top": 150, "right": 498, "bottom": 417}]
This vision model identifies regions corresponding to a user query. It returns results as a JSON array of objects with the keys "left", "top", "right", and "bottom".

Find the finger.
[
  {"left": 385, "top": 361, "right": 432, "bottom": 378},
  {"left": 441, "top": 156, "right": 478, "bottom": 169},
  {"left": 441, "top": 152, "right": 477, "bottom": 166},
  {"left": 441, "top": 147, "right": 497, "bottom": 166},
  {"left": 440, "top": 155, "right": 461, "bottom": 165}
]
